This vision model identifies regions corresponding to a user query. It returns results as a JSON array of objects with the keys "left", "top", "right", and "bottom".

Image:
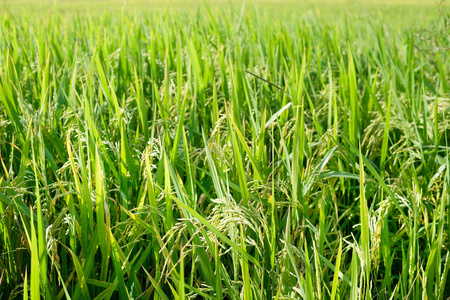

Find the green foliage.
[{"left": 0, "top": 1, "right": 449, "bottom": 299}]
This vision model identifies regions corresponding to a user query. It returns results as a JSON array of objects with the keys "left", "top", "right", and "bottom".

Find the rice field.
[{"left": 0, "top": 0, "right": 449, "bottom": 299}]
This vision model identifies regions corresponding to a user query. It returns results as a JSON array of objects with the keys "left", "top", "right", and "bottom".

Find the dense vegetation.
[{"left": 0, "top": 1, "right": 449, "bottom": 299}]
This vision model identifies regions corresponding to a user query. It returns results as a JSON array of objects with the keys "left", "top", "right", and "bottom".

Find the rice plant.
[{"left": 0, "top": 1, "right": 449, "bottom": 299}]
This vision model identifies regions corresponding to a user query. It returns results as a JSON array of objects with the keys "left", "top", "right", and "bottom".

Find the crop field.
[{"left": 0, "top": 0, "right": 449, "bottom": 299}]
